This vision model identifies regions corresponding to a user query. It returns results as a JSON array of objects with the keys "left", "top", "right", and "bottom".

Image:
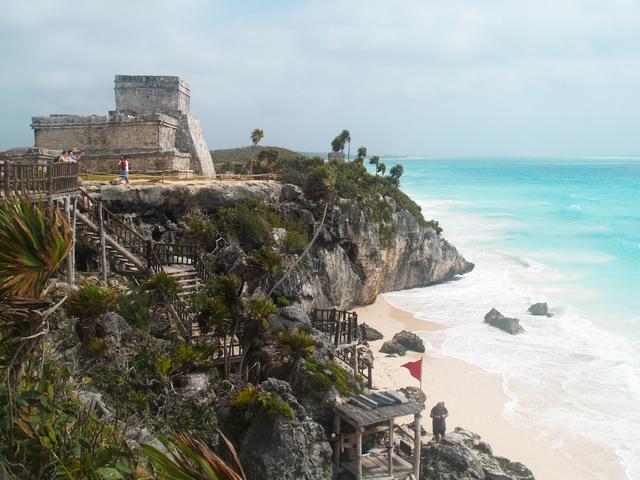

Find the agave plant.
[
  {"left": 0, "top": 198, "right": 72, "bottom": 382},
  {"left": 143, "top": 271, "right": 181, "bottom": 309},
  {"left": 143, "top": 430, "right": 246, "bottom": 480},
  {"left": 0, "top": 198, "right": 73, "bottom": 298},
  {"left": 274, "top": 328, "right": 318, "bottom": 365}
]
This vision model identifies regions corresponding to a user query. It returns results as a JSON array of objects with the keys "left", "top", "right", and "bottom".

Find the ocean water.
[{"left": 379, "top": 158, "right": 640, "bottom": 479}]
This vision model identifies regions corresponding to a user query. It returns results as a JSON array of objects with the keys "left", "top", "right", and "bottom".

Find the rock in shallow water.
[
  {"left": 528, "top": 302, "right": 547, "bottom": 316},
  {"left": 484, "top": 308, "right": 524, "bottom": 335}
]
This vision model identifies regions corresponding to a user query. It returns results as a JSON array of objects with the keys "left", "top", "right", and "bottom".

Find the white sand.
[{"left": 355, "top": 295, "right": 624, "bottom": 480}]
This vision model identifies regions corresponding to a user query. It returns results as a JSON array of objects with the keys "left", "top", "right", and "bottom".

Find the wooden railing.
[
  {"left": 0, "top": 160, "right": 78, "bottom": 201},
  {"left": 311, "top": 308, "right": 359, "bottom": 346},
  {"left": 335, "top": 347, "right": 373, "bottom": 389}
]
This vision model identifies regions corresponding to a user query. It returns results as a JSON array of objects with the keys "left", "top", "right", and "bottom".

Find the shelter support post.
[
  {"left": 413, "top": 412, "right": 422, "bottom": 478},
  {"left": 356, "top": 427, "right": 363, "bottom": 480},
  {"left": 333, "top": 414, "right": 341, "bottom": 472},
  {"left": 388, "top": 419, "right": 394, "bottom": 476}
]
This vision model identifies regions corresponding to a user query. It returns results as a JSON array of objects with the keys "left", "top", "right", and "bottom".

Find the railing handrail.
[{"left": 1, "top": 159, "right": 78, "bottom": 201}]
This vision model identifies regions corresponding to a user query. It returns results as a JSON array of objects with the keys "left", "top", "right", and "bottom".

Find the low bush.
[
  {"left": 302, "top": 359, "right": 364, "bottom": 399},
  {"left": 66, "top": 283, "right": 118, "bottom": 319},
  {"left": 231, "top": 385, "right": 294, "bottom": 420}
]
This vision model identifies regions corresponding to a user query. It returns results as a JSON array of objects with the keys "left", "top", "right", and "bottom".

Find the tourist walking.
[
  {"left": 430, "top": 401, "right": 448, "bottom": 443},
  {"left": 119, "top": 155, "right": 129, "bottom": 184}
]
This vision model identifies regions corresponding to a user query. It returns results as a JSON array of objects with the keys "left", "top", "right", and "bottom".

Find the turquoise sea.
[{"left": 379, "top": 158, "right": 640, "bottom": 479}]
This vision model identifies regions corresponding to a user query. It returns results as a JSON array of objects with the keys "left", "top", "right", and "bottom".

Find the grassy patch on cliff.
[
  {"left": 212, "top": 145, "right": 300, "bottom": 173},
  {"left": 273, "top": 156, "right": 443, "bottom": 238}
]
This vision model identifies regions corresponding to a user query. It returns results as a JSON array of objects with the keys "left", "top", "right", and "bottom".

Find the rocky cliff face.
[
  {"left": 276, "top": 193, "right": 474, "bottom": 310},
  {"left": 98, "top": 181, "right": 473, "bottom": 310}
]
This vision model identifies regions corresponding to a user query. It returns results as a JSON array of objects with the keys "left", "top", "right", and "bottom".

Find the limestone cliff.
[
  {"left": 99, "top": 181, "right": 473, "bottom": 310},
  {"left": 276, "top": 195, "right": 473, "bottom": 310}
]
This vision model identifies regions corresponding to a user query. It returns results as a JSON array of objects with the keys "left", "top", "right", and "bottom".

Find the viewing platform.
[{"left": 0, "top": 160, "right": 79, "bottom": 204}]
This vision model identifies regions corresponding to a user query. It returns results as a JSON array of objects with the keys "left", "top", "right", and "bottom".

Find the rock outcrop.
[
  {"left": 392, "top": 330, "right": 425, "bottom": 352},
  {"left": 360, "top": 322, "right": 384, "bottom": 341},
  {"left": 420, "top": 428, "right": 535, "bottom": 480},
  {"left": 99, "top": 182, "right": 474, "bottom": 311},
  {"left": 380, "top": 340, "right": 407, "bottom": 356},
  {"left": 227, "top": 379, "right": 333, "bottom": 480},
  {"left": 484, "top": 308, "right": 524, "bottom": 335},
  {"left": 528, "top": 302, "right": 552, "bottom": 317}
]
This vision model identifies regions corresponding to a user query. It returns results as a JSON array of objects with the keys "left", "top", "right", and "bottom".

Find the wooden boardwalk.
[{"left": 0, "top": 160, "right": 78, "bottom": 204}]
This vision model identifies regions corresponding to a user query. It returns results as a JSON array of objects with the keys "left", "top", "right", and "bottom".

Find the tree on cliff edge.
[
  {"left": 249, "top": 128, "right": 264, "bottom": 176},
  {"left": 268, "top": 165, "right": 337, "bottom": 297}
]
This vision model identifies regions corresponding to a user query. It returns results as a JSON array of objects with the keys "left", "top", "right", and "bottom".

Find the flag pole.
[{"left": 420, "top": 355, "right": 423, "bottom": 391}]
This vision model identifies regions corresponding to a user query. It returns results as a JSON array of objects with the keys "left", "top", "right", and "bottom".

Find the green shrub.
[
  {"left": 66, "top": 283, "right": 117, "bottom": 319},
  {"left": 274, "top": 328, "right": 318, "bottom": 363},
  {"left": 231, "top": 386, "right": 294, "bottom": 420},
  {"left": 184, "top": 208, "right": 220, "bottom": 250},
  {"left": 302, "top": 359, "right": 364, "bottom": 399},
  {"left": 247, "top": 246, "right": 283, "bottom": 275},
  {"left": 0, "top": 362, "right": 139, "bottom": 478},
  {"left": 426, "top": 219, "right": 443, "bottom": 235},
  {"left": 245, "top": 297, "right": 278, "bottom": 328},
  {"left": 118, "top": 291, "right": 149, "bottom": 329},
  {"left": 283, "top": 227, "right": 308, "bottom": 254},
  {"left": 143, "top": 271, "right": 181, "bottom": 307},
  {"left": 218, "top": 200, "right": 273, "bottom": 250}
]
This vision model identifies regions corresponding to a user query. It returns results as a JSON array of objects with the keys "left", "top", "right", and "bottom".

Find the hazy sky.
[{"left": 2, "top": 0, "right": 640, "bottom": 156}]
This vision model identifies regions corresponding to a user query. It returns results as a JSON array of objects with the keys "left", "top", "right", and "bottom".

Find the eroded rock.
[
  {"left": 392, "top": 330, "right": 425, "bottom": 352},
  {"left": 380, "top": 340, "right": 407, "bottom": 356},
  {"left": 420, "top": 428, "right": 535, "bottom": 480},
  {"left": 360, "top": 322, "right": 384, "bottom": 341},
  {"left": 484, "top": 308, "right": 524, "bottom": 335}
]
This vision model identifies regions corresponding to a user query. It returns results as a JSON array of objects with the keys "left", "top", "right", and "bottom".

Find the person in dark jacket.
[{"left": 430, "top": 401, "right": 449, "bottom": 442}]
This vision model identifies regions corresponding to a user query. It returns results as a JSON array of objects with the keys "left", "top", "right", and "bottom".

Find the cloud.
[{"left": 2, "top": 0, "right": 640, "bottom": 156}]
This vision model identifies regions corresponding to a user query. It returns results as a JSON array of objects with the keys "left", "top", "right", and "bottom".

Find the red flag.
[{"left": 401, "top": 358, "right": 423, "bottom": 383}]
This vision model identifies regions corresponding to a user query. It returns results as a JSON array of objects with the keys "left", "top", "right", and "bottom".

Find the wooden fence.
[
  {"left": 0, "top": 160, "right": 78, "bottom": 203},
  {"left": 311, "top": 308, "right": 359, "bottom": 346}
]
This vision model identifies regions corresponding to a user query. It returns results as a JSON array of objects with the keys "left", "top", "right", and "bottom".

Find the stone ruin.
[{"left": 26, "top": 75, "right": 216, "bottom": 177}]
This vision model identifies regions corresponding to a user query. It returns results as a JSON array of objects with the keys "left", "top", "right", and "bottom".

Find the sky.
[{"left": 2, "top": 0, "right": 640, "bottom": 157}]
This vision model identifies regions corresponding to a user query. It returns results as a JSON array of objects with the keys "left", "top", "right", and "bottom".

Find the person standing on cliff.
[
  {"left": 430, "top": 401, "right": 449, "bottom": 443},
  {"left": 119, "top": 156, "right": 129, "bottom": 184}
]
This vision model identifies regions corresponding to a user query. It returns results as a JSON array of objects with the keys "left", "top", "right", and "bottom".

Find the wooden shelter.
[{"left": 333, "top": 391, "right": 423, "bottom": 479}]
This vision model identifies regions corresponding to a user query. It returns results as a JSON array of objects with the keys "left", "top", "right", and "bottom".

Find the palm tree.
[
  {"left": 341, "top": 129, "right": 351, "bottom": 161},
  {"left": 377, "top": 162, "right": 386, "bottom": 176},
  {"left": 249, "top": 128, "right": 264, "bottom": 176},
  {"left": 357, "top": 146, "right": 367, "bottom": 159},
  {"left": 369, "top": 155, "right": 380, "bottom": 175},
  {"left": 0, "top": 198, "right": 73, "bottom": 383},
  {"left": 389, "top": 164, "right": 404, "bottom": 185}
]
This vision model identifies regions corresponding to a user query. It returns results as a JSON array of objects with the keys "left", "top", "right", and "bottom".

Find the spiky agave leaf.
[
  {"left": 142, "top": 430, "right": 246, "bottom": 480},
  {"left": 0, "top": 198, "right": 72, "bottom": 298}
]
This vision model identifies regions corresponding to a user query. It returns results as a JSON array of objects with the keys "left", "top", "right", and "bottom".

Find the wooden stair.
[{"left": 76, "top": 213, "right": 146, "bottom": 277}]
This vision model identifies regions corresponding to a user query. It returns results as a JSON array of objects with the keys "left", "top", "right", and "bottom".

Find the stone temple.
[{"left": 29, "top": 75, "right": 216, "bottom": 177}]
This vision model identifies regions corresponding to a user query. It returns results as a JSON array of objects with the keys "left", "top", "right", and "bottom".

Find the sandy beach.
[{"left": 354, "top": 295, "right": 622, "bottom": 480}]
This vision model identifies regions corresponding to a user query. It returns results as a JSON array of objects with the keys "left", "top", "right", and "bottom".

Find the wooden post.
[
  {"left": 70, "top": 195, "right": 78, "bottom": 285},
  {"left": 356, "top": 427, "right": 363, "bottom": 480},
  {"left": 333, "top": 414, "right": 341, "bottom": 472},
  {"left": 64, "top": 196, "right": 72, "bottom": 283},
  {"left": 47, "top": 160, "right": 54, "bottom": 202},
  {"left": 98, "top": 202, "right": 108, "bottom": 283},
  {"left": 388, "top": 419, "right": 394, "bottom": 476},
  {"left": 3, "top": 160, "right": 9, "bottom": 199},
  {"left": 353, "top": 344, "right": 359, "bottom": 377},
  {"left": 413, "top": 412, "right": 422, "bottom": 479}
]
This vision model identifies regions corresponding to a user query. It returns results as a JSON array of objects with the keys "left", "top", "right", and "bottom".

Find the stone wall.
[
  {"left": 115, "top": 75, "right": 190, "bottom": 114},
  {"left": 175, "top": 114, "right": 216, "bottom": 177},
  {"left": 1, "top": 147, "right": 61, "bottom": 164},
  {"left": 78, "top": 150, "right": 191, "bottom": 174},
  {"left": 32, "top": 113, "right": 178, "bottom": 151}
]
